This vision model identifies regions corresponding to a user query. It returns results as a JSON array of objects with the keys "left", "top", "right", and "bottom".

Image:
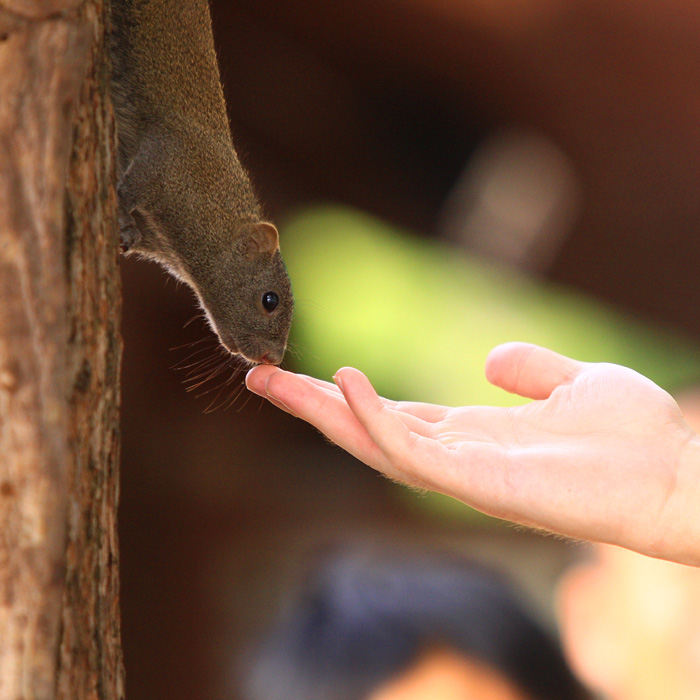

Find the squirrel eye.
[{"left": 262, "top": 291, "right": 279, "bottom": 312}]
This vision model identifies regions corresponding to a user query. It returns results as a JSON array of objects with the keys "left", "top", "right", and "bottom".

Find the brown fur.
[{"left": 110, "top": 0, "right": 292, "bottom": 364}]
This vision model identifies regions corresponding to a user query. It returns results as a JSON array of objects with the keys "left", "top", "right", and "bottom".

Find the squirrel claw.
[{"left": 119, "top": 220, "right": 141, "bottom": 254}]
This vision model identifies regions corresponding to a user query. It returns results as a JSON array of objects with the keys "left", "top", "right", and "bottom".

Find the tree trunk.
[{"left": 0, "top": 0, "right": 124, "bottom": 698}]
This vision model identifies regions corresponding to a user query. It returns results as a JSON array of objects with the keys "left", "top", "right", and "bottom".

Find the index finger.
[{"left": 248, "top": 367, "right": 392, "bottom": 471}]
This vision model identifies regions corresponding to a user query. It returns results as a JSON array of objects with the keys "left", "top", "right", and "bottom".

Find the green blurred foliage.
[{"left": 283, "top": 205, "right": 700, "bottom": 408}]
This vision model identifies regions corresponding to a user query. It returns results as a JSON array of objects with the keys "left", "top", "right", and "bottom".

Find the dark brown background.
[{"left": 119, "top": 2, "right": 700, "bottom": 698}]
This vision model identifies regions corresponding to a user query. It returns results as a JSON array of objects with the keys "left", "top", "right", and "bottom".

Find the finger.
[
  {"left": 390, "top": 400, "right": 450, "bottom": 423},
  {"left": 249, "top": 366, "right": 345, "bottom": 406},
  {"left": 334, "top": 367, "right": 449, "bottom": 488},
  {"left": 251, "top": 366, "right": 435, "bottom": 432},
  {"left": 485, "top": 342, "right": 586, "bottom": 400},
  {"left": 262, "top": 369, "right": 393, "bottom": 470},
  {"left": 321, "top": 367, "right": 449, "bottom": 423},
  {"left": 245, "top": 366, "right": 297, "bottom": 415},
  {"left": 299, "top": 374, "right": 343, "bottom": 394},
  {"left": 298, "top": 375, "right": 445, "bottom": 421},
  {"left": 268, "top": 370, "right": 432, "bottom": 487},
  {"left": 249, "top": 365, "right": 446, "bottom": 421},
  {"left": 248, "top": 367, "right": 438, "bottom": 486},
  {"left": 311, "top": 375, "right": 448, "bottom": 424},
  {"left": 246, "top": 364, "right": 280, "bottom": 396}
]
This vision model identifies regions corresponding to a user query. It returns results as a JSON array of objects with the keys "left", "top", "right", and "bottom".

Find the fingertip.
[
  {"left": 251, "top": 368, "right": 299, "bottom": 415},
  {"left": 332, "top": 366, "right": 365, "bottom": 393},
  {"left": 245, "top": 364, "right": 280, "bottom": 395},
  {"left": 261, "top": 366, "right": 287, "bottom": 394},
  {"left": 331, "top": 368, "right": 346, "bottom": 392},
  {"left": 485, "top": 342, "right": 583, "bottom": 399},
  {"left": 485, "top": 342, "right": 537, "bottom": 386}
]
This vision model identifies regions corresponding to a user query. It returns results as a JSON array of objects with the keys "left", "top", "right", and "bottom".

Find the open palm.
[{"left": 247, "top": 343, "right": 700, "bottom": 564}]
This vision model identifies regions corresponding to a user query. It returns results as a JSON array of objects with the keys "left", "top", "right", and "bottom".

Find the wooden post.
[{"left": 0, "top": 1, "right": 124, "bottom": 698}]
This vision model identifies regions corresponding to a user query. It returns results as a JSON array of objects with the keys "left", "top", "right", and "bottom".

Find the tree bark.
[{"left": 0, "top": 0, "right": 124, "bottom": 698}]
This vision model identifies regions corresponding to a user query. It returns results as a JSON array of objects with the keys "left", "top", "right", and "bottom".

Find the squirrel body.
[{"left": 110, "top": 0, "right": 292, "bottom": 364}]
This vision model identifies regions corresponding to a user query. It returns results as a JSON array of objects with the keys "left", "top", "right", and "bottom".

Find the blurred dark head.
[{"left": 241, "top": 543, "right": 590, "bottom": 700}]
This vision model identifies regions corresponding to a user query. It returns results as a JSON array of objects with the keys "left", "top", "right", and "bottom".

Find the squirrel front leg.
[
  {"left": 116, "top": 144, "right": 167, "bottom": 258},
  {"left": 117, "top": 175, "right": 142, "bottom": 254}
]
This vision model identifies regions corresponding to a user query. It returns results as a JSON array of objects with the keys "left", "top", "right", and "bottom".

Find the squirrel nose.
[{"left": 258, "top": 349, "right": 283, "bottom": 365}]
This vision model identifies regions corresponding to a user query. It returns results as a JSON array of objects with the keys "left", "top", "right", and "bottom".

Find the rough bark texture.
[{"left": 0, "top": 0, "right": 123, "bottom": 698}]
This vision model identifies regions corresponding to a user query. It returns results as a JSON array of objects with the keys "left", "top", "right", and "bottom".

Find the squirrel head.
[
  {"left": 199, "top": 221, "right": 293, "bottom": 365},
  {"left": 124, "top": 207, "right": 293, "bottom": 365}
]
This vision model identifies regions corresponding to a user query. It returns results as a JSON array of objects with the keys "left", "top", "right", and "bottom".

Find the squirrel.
[{"left": 109, "top": 0, "right": 293, "bottom": 365}]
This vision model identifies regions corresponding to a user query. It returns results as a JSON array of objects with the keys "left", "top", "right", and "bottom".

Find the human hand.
[{"left": 246, "top": 343, "right": 700, "bottom": 565}]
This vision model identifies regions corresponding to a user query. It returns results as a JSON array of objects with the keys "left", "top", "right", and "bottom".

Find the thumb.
[{"left": 485, "top": 342, "right": 585, "bottom": 400}]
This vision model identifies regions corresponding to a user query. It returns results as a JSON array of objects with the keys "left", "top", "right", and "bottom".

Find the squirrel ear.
[{"left": 241, "top": 222, "right": 279, "bottom": 258}]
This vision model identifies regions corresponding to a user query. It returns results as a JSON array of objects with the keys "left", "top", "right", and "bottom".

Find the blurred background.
[{"left": 119, "top": 1, "right": 700, "bottom": 698}]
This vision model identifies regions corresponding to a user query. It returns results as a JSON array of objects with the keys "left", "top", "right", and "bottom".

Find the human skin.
[
  {"left": 246, "top": 342, "right": 700, "bottom": 566},
  {"left": 365, "top": 647, "right": 528, "bottom": 700},
  {"left": 559, "top": 543, "right": 700, "bottom": 700}
]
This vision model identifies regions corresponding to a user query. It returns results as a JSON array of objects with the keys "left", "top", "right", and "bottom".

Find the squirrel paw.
[{"left": 119, "top": 218, "right": 142, "bottom": 254}]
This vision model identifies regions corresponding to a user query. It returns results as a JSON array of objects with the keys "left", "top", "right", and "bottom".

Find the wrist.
[{"left": 651, "top": 430, "right": 700, "bottom": 566}]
